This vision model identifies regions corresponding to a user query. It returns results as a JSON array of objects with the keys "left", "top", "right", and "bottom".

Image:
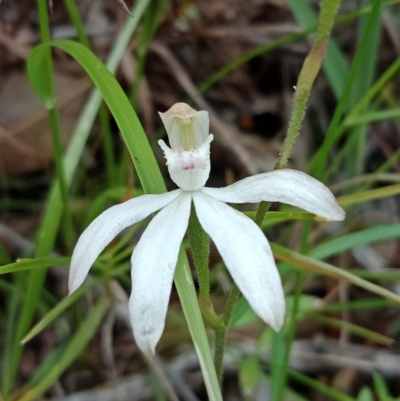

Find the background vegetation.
[{"left": 1, "top": 0, "right": 400, "bottom": 400}]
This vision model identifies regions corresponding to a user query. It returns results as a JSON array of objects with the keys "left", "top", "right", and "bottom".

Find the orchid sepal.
[{"left": 202, "top": 169, "right": 345, "bottom": 221}]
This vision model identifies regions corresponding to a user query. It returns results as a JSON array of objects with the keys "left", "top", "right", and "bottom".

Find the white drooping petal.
[
  {"left": 69, "top": 190, "right": 183, "bottom": 294},
  {"left": 193, "top": 191, "right": 285, "bottom": 331},
  {"left": 158, "top": 134, "right": 213, "bottom": 191},
  {"left": 159, "top": 102, "right": 209, "bottom": 150},
  {"left": 202, "top": 169, "right": 345, "bottom": 221},
  {"left": 129, "top": 192, "right": 192, "bottom": 354}
]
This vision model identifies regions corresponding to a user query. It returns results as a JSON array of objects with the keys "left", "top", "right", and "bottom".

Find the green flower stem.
[
  {"left": 187, "top": 207, "right": 240, "bottom": 382},
  {"left": 188, "top": 205, "right": 240, "bottom": 385},
  {"left": 276, "top": 0, "right": 341, "bottom": 171},
  {"left": 214, "top": 283, "right": 240, "bottom": 385},
  {"left": 254, "top": 201, "right": 270, "bottom": 227},
  {"left": 316, "top": 0, "right": 343, "bottom": 42},
  {"left": 255, "top": 0, "right": 342, "bottom": 227},
  {"left": 188, "top": 206, "right": 223, "bottom": 330},
  {"left": 188, "top": 206, "right": 210, "bottom": 301},
  {"left": 188, "top": 205, "right": 239, "bottom": 382}
]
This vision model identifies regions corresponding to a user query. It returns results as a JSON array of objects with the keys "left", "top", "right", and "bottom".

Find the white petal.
[
  {"left": 202, "top": 169, "right": 345, "bottom": 221},
  {"left": 193, "top": 191, "right": 285, "bottom": 331},
  {"left": 129, "top": 192, "right": 192, "bottom": 354},
  {"left": 69, "top": 190, "right": 182, "bottom": 294},
  {"left": 158, "top": 134, "right": 213, "bottom": 191},
  {"left": 159, "top": 103, "right": 209, "bottom": 150}
]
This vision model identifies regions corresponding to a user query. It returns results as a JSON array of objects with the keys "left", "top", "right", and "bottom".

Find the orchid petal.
[
  {"left": 69, "top": 190, "right": 182, "bottom": 294},
  {"left": 202, "top": 169, "right": 345, "bottom": 221},
  {"left": 129, "top": 192, "right": 192, "bottom": 354},
  {"left": 193, "top": 191, "right": 285, "bottom": 331}
]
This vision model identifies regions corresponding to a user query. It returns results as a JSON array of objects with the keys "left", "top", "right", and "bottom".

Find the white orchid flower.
[{"left": 69, "top": 102, "right": 345, "bottom": 354}]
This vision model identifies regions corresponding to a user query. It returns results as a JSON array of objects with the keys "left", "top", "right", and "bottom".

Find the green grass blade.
[
  {"left": 28, "top": 40, "right": 166, "bottom": 194},
  {"left": 347, "top": 57, "right": 400, "bottom": 120},
  {"left": 6, "top": 0, "right": 152, "bottom": 392},
  {"left": 344, "top": 0, "right": 381, "bottom": 177},
  {"left": 320, "top": 298, "right": 395, "bottom": 312},
  {"left": 1, "top": 277, "right": 20, "bottom": 395},
  {"left": 373, "top": 373, "right": 390, "bottom": 400},
  {"left": 307, "top": 314, "right": 394, "bottom": 346},
  {"left": 308, "top": 0, "right": 382, "bottom": 179},
  {"left": 63, "top": 0, "right": 91, "bottom": 48},
  {"left": 350, "top": 0, "right": 382, "bottom": 109},
  {"left": 345, "top": 107, "right": 400, "bottom": 126},
  {"left": 347, "top": 269, "right": 400, "bottom": 282},
  {"left": 311, "top": 225, "right": 400, "bottom": 260},
  {"left": 36, "top": 0, "right": 74, "bottom": 248},
  {"left": 13, "top": 298, "right": 109, "bottom": 401},
  {"left": 245, "top": 211, "right": 331, "bottom": 222},
  {"left": 22, "top": 280, "right": 100, "bottom": 344},
  {"left": 357, "top": 387, "right": 374, "bottom": 401},
  {"left": 331, "top": 173, "right": 400, "bottom": 192},
  {"left": 130, "top": 0, "right": 169, "bottom": 105},
  {"left": 271, "top": 243, "right": 400, "bottom": 303},
  {"left": 0, "top": 257, "right": 70, "bottom": 275},
  {"left": 337, "top": 184, "right": 400, "bottom": 206},
  {"left": 64, "top": 0, "right": 117, "bottom": 187},
  {"left": 289, "top": 370, "right": 356, "bottom": 401},
  {"left": 197, "top": 0, "right": 396, "bottom": 100}
]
